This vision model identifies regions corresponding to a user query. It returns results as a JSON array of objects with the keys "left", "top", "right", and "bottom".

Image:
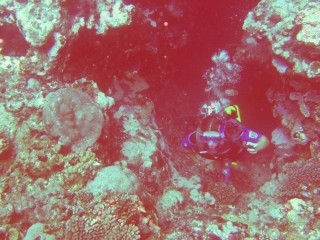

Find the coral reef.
[
  {"left": 114, "top": 102, "right": 158, "bottom": 168},
  {"left": 95, "top": 0, "right": 134, "bottom": 34},
  {"left": 84, "top": 165, "right": 139, "bottom": 195},
  {"left": 43, "top": 88, "right": 104, "bottom": 152},
  {"left": 24, "top": 223, "right": 55, "bottom": 240},
  {"left": 243, "top": 0, "right": 320, "bottom": 78},
  {"left": 207, "top": 182, "right": 239, "bottom": 206},
  {"left": 15, "top": 0, "right": 61, "bottom": 47},
  {"left": 1, "top": 0, "right": 320, "bottom": 239},
  {"left": 64, "top": 191, "right": 157, "bottom": 240},
  {"left": 279, "top": 158, "right": 320, "bottom": 199},
  {"left": 0, "top": 0, "right": 134, "bottom": 76}
]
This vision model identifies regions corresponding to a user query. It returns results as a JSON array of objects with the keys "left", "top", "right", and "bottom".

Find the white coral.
[{"left": 95, "top": 0, "right": 134, "bottom": 34}]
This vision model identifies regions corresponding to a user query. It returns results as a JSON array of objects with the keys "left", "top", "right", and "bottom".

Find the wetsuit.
[{"left": 182, "top": 119, "right": 263, "bottom": 160}]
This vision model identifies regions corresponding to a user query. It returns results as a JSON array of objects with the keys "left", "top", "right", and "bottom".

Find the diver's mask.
[{"left": 200, "top": 101, "right": 222, "bottom": 118}]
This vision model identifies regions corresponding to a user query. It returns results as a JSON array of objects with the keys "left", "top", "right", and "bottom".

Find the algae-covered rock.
[
  {"left": 243, "top": 0, "right": 320, "bottom": 78},
  {"left": 85, "top": 165, "right": 139, "bottom": 195},
  {"left": 15, "top": 0, "right": 61, "bottom": 47}
]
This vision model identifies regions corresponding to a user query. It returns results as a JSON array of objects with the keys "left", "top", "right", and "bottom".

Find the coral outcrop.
[
  {"left": 64, "top": 191, "right": 157, "bottom": 240},
  {"left": 0, "top": 0, "right": 134, "bottom": 76},
  {"left": 243, "top": 0, "right": 320, "bottom": 78},
  {"left": 43, "top": 88, "right": 104, "bottom": 152}
]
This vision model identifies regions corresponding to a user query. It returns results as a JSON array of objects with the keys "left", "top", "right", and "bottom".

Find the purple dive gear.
[
  {"left": 222, "top": 159, "right": 232, "bottom": 183},
  {"left": 182, "top": 131, "right": 197, "bottom": 148},
  {"left": 182, "top": 130, "right": 222, "bottom": 150},
  {"left": 240, "top": 129, "right": 262, "bottom": 143}
]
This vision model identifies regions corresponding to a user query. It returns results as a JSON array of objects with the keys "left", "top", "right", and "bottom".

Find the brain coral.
[{"left": 43, "top": 88, "right": 103, "bottom": 152}]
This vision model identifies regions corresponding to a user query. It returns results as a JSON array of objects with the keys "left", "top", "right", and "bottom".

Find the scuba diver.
[{"left": 181, "top": 100, "right": 269, "bottom": 182}]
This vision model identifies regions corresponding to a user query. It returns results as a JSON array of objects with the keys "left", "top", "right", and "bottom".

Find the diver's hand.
[
  {"left": 244, "top": 136, "right": 269, "bottom": 154},
  {"left": 245, "top": 142, "right": 258, "bottom": 154},
  {"left": 247, "top": 147, "right": 258, "bottom": 154}
]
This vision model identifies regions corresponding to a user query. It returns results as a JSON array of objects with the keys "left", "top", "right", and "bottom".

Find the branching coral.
[{"left": 64, "top": 191, "right": 157, "bottom": 240}]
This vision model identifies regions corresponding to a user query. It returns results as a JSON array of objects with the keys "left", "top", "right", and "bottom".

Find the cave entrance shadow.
[{"left": 234, "top": 61, "right": 280, "bottom": 138}]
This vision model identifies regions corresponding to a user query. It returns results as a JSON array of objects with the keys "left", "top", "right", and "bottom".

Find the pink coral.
[
  {"left": 280, "top": 158, "right": 320, "bottom": 199},
  {"left": 207, "top": 182, "right": 239, "bottom": 205}
]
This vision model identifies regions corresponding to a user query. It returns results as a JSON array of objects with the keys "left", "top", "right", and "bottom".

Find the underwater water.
[{"left": 1, "top": 0, "right": 320, "bottom": 239}]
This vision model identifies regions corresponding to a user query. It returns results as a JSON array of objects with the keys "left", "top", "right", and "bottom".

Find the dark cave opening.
[
  {"left": 64, "top": 0, "right": 278, "bottom": 142},
  {"left": 235, "top": 62, "right": 280, "bottom": 138},
  {"left": 0, "top": 23, "right": 29, "bottom": 56}
]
